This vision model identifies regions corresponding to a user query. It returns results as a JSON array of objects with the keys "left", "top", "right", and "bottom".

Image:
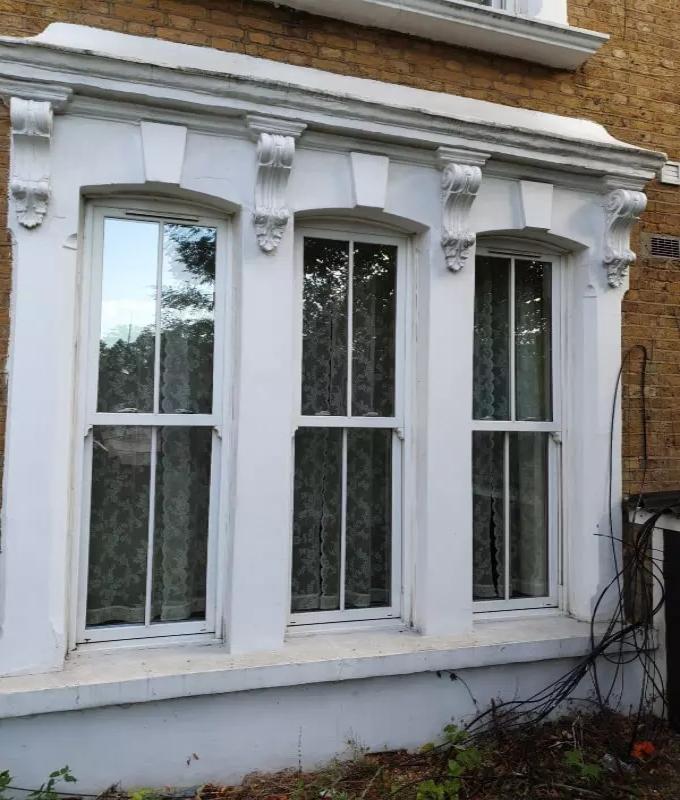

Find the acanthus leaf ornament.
[
  {"left": 437, "top": 148, "right": 488, "bottom": 272},
  {"left": 603, "top": 188, "right": 647, "bottom": 288},
  {"left": 247, "top": 116, "right": 306, "bottom": 254},
  {"left": 254, "top": 132, "right": 295, "bottom": 253},
  {"left": 10, "top": 98, "right": 54, "bottom": 229},
  {"left": 10, "top": 178, "right": 49, "bottom": 229}
]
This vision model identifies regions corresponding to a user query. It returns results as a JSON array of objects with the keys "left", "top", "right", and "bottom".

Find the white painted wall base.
[{"left": 0, "top": 659, "right": 645, "bottom": 792}]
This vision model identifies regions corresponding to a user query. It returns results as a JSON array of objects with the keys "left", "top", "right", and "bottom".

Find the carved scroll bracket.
[
  {"left": 602, "top": 179, "right": 647, "bottom": 288},
  {"left": 10, "top": 97, "right": 55, "bottom": 229},
  {"left": 246, "top": 115, "right": 306, "bottom": 254},
  {"left": 437, "top": 147, "right": 489, "bottom": 272}
]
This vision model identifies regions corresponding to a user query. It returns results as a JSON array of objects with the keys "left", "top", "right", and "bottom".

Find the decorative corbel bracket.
[
  {"left": 437, "top": 147, "right": 490, "bottom": 272},
  {"left": 9, "top": 97, "right": 57, "bottom": 229},
  {"left": 246, "top": 115, "right": 306, "bottom": 254},
  {"left": 602, "top": 178, "right": 647, "bottom": 288}
]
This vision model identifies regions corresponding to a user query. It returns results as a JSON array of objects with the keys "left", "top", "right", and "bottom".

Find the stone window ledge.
[
  {"left": 0, "top": 616, "right": 608, "bottom": 719},
  {"left": 253, "top": 0, "right": 608, "bottom": 70}
]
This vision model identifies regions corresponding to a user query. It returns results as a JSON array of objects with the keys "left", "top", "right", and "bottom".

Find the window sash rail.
[
  {"left": 471, "top": 420, "right": 559, "bottom": 433},
  {"left": 88, "top": 413, "right": 217, "bottom": 429},
  {"left": 79, "top": 618, "right": 213, "bottom": 644},
  {"left": 296, "top": 415, "right": 400, "bottom": 430}
]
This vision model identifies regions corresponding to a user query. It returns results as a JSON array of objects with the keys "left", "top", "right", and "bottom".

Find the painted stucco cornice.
[
  {"left": 252, "top": 0, "right": 608, "bottom": 70},
  {"left": 0, "top": 25, "right": 665, "bottom": 183}
]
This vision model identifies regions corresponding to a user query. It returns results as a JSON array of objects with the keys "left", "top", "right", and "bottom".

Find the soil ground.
[{"left": 188, "top": 712, "right": 680, "bottom": 800}]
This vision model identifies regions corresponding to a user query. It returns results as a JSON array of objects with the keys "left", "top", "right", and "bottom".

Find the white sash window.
[
  {"left": 76, "top": 202, "right": 229, "bottom": 643},
  {"left": 290, "top": 228, "right": 407, "bottom": 625},
  {"left": 472, "top": 247, "right": 562, "bottom": 611}
]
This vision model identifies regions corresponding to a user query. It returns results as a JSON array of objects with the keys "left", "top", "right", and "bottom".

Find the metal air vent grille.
[{"left": 650, "top": 235, "right": 680, "bottom": 259}]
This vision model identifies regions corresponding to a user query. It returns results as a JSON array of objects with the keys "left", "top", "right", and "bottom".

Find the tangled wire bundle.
[{"left": 462, "top": 345, "right": 668, "bottom": 758}]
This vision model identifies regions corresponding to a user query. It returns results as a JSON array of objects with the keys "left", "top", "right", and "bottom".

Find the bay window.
[
  {"left": 290, "top": 230, "right": 405, "bottom": 625},
  {"left": 472, "top": 249, "right": 561, "bottom": 611},
  {"left": 77, "top": 203, "right": 227, "bottom": 643}
]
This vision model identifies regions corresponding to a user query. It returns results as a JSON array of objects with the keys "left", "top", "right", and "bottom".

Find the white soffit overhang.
[
  {"left": 0, "top": 24, "right": 663, "bottom": 181},
  {"left": 251, "top": 0, "right": 608, "bottom": 70}
]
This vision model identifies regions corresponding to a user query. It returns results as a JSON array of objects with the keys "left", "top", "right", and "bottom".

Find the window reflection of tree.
[
  {"left": 352, "top": 244, "right": 396, "bottom": 417},
  {"left": 515, "top": 260, "right": 551, "bottom": 421},
  {"left": 302, "top": 238, "right": 349, "bottom": 416},
  {"left": 98, "top": 224, "right": 216, "bottom": 415},
  {"left": 301, "top": 239, "right": 396, "bottom": 417}
]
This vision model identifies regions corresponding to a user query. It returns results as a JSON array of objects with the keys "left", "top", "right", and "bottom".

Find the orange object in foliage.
[{"left": 631, "top": 741, "right": 656, "bottom": 760}]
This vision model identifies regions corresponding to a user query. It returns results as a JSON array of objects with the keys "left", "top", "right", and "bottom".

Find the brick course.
[{"left": 0, "top": 0, "right": 678, "bottom": 494}]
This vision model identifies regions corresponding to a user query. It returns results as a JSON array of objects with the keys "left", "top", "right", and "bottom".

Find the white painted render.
[
  {"left": 521, "top": 0, "right": 568, "bottom": 24},
  {"left": 0, "top": 655, "right": 645, "bottom": 793},
  {"left": 250, "top": 0, "right": 597, "bottom": 69},
  {"left": 0, "top": 24, "right": 665, "bottom": 789}
]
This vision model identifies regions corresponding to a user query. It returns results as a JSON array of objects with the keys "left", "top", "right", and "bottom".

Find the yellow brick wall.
[{"left": 0, "top": 0, "right": 678, "bottom": 494}]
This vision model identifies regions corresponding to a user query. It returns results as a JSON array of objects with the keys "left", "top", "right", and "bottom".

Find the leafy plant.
[
  {"left": 26, "top": 767, "right": 77, "bottom": 800},
  {"left": 564, "top": 749, "right": 602, "bottom": 782},
  {"left": 130, "top": 789, "right": 166, "bottom": 800},
  {"left": 416, "top": 726, "right": 483, "bottom": 800},
  {"left": 0, "top": 771, "right": 11, "bottom": 800}
]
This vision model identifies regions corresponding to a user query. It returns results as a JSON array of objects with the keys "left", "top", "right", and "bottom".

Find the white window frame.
[
  {"left": 465, "top": 0, "right": 517, "bottom": 12},
  {"left": 465, "top": 0, "right": 545, "bottom": 15},
  {"left": 472, "top": 243, "right": 564, "bottom": 614},
  {"left": 72, "top": 199, "right": 232, "bottom": 646},
  {"left": 289, "top": 224, "right": 409, "bottom": 627}
]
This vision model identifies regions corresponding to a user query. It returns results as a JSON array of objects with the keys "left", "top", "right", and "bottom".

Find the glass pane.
[
  {"left": 472, "top": 431, "right": 505, "bottom": 601},
  {"left": 352, "top": 243, "right": 397, "bottom": 417},
  {"left": 291, "top": 428, "right": 343, "bottom": 612},
  {"left": 160, "top": 225, "right": 216, "bottom": 414},
  {"left": 152, "top": 427, "right": 212, "bottom": 623},
  {"left": 473, "top": 257, "right": 510, "bottom": 420},
  {"left": 98, "top": 218, "right": 158, "bottom": 413},
  {"left": 509, "top": 432, "right": 549, "bottom": 599},
  {"left": 515, "top": 260, "right": 552, "bottom": 421},
  {"left": 301, "top": 238, "right": 349, "bottom": 416},
  {"left": 86, "top": 426, "right": 152, "bottom": 626},
  {"left": 346, "top": 429, "right": 392, "bottom": 609}
]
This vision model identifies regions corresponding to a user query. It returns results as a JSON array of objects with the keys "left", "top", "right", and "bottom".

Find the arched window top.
[
  {"left": 476, "top": 231, "right": 585, "bottom": 258},
  {"left": 295, "top": 209, "right": 426, "bottom": 237},
  {"left": 81, "top": 186, "right": 240, "bottom": 219}
]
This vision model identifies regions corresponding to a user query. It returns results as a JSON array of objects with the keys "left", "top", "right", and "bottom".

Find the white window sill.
[
  {"left": 0, "top": 616, "right": 608, "bottom": 719},
  {"left": 254, "top": 0, "right": 608, "bottom": 70}
]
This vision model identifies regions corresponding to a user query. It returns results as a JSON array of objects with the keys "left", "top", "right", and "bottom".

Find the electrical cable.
[{"left": 458, "top": 345, "right": 667, "bottom": 761}]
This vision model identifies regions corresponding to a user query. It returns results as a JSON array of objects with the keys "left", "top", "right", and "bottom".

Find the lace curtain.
[
  {"left": 87, "top": 426, "right": 211, "bottom": 625},
  {"left": 472, "top": 256, "right": 550, "bottom": 601},
  {"left": 291, "top": 238, "right": 395, "bottom": 613}
]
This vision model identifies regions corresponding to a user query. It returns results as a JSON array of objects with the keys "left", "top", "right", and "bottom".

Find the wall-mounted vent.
[
  {"left": 661, "top": 161, "right": 680, "bottom": 186},
  {"left": 650, "top": 235, "right": 680, "bottom": 259}
]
